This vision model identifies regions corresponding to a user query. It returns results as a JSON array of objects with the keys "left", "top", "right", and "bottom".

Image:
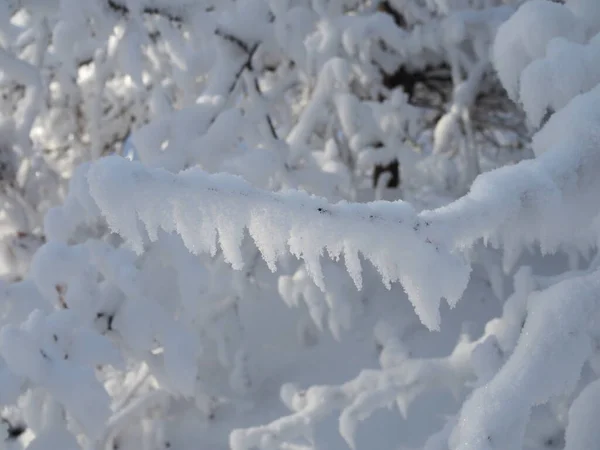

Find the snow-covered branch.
[
  {"left": 87, "top": 72, "right": 600, "bottom": 329},
  {"left": 87, "top": 155, "right": 469, "bottom": 331}
]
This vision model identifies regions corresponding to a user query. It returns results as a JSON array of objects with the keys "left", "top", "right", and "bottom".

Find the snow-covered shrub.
[{"left": 5, "top": 0, "right": 597, "bottom": 449}]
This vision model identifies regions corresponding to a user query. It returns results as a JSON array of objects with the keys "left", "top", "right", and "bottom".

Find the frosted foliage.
[{"left": 3, "top": 0, "right": 600, "bottom": 450}]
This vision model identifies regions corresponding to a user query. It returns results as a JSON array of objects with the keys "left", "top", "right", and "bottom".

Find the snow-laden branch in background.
[
  {"left": 230, "top": 329, "right": 476, "bottom": 450},
  {"left": 0, "top": 308, "right": 118, "bottom": 441},
  {"left": 492, "top": 0, "right": 587, "bottom": 104},
  {"left": 493, "top": 0, "right": 600, "bottom": 129},
  {"left": 517, "top": 32, "right": 600, "bottom": 128},
  {"left": 230, "top": 265, "right": 536, "bottom": 450},
  {"left": 0, "top": 46, "right": 43, "bottom": 142}
]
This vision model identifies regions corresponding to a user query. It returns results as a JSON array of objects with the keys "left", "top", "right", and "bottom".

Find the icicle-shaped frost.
[
  {"left": 87, "top": 157, "right": 147, "bottom": 253},
  {"left": 87, "top": 156, "right": 471, "bottom": 331}
]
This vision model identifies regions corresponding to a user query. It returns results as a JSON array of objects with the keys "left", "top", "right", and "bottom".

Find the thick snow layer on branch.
[
  {"left": 493, "top": 0, "right": 586, "bottom": 102},
  {"left": 423, "top": 83, "right": 600, "bottom": 271},
  {"left": 519, "top": 33, "right": 600, "bottom": 127},
  {"left": 87, "top": 156, "right": 470, "bottom": 331},
  {"left": 449, "top": 268, "right": 600, "bottom": 450}
]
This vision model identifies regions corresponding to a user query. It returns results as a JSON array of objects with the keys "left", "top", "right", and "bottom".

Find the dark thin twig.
[
  {"left": 227, "top": 43, "right": 259, "bottom": 98},
  {"left": 106, "top": 0, "right": 184, "bottom": 23},
  {"left": 253, "top": 77, "right": 278, "bottom": 139},
  {"left": 215, "top": 28, "right": 252, "bottom": 54},
  {"left": 213, "top": 30, "right": 279, "bottom": 139}
]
